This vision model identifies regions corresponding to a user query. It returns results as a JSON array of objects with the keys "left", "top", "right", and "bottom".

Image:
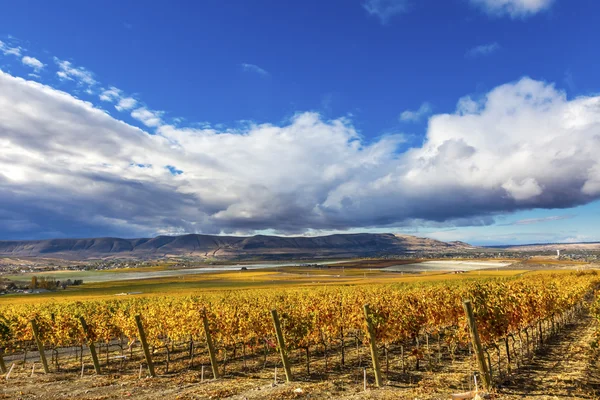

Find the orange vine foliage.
[{"left": 0, "top": 271, "right": 596, "bottom": 354}]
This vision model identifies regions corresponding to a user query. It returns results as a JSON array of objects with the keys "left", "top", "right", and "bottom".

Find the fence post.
[
  {"left": 30, "top": 320, "right": 50, "bottom": 373},
  {"left": 462, "top": 300, "right": 492, "bottom": 390},
  {"left": 270, "top": 309, "right": 292, "bottom": 382},
  {"left": 5, "top": 363, "right": 14, "bottom": 379},
  {"left": 134, "top": 315, "right": 155, "bottom": 377},
  {"left": 79, "top": 316, "right": 101, "bottom": 374},
  {"left": 363, "top": 304, "right": 383, "bottom": 387},
  {"left": 0, "top": 349, "right": 6, "bottom": 374},
  {"left": 202, "top": 309, "right": 220, "bottom": 379}
]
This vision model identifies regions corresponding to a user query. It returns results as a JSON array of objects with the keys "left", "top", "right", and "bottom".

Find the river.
[{"left": 4, "top": 260, "right": 347, "bottom": 283}]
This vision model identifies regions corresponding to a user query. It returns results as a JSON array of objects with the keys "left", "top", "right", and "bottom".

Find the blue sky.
[{"left": 1, "top": 0, "right": 600, "bottom": 245}]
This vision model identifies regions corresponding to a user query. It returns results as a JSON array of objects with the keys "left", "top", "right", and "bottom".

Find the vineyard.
[{"left": 1, "top": 270, "right": 599, "bottom": 398}]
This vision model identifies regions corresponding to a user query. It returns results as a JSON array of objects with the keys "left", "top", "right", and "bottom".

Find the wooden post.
[
  {"left": 270, "top": 309, "right": 292, "bottom": 382},
  {"left": 79, "top": 317, "right": 101, "bottom": 375},
  {"left": 363, "top": 304, "right": 383, "bottom": 387},
  {"left": 5, "top": 363, "right": 14, "bottom": 379},
  {"left": 30, "top": 320, "right": 50, "bottom": 373},
  {"left": 0, "top": 350, "right": 6, "bottom": 374},
  {"left": 134, "top": 315, "right": 155, "bottom": 377},
  {"left": 462, "top": 300, "right": 492, "bottom": 390},
  {"left": 202, "top": 310, "right": 220, "bottom": 379}
]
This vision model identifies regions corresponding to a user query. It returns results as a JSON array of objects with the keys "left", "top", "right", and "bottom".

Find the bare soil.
[{"left": 497, "top": 313, "right": 600, "bottom": 399}]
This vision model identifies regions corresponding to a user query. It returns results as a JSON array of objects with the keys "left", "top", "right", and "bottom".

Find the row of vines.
[
  {"left": 1, "top": 271, "right": 598, "bottom": 383},
  {"left": 589, "top": 289, "right": 600, "bottom": 350}
]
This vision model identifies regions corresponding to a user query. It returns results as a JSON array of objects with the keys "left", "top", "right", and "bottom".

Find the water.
[{"left": 4, "top": 260, "right": 347, "bottom": 283}]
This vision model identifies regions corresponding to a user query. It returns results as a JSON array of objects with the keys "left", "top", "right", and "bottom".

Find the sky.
[{"left": 1, "top": 0, "right": 600, "bottom": 245}]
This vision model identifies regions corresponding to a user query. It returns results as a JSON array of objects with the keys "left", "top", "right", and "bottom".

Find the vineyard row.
[{"left": 1, "top": 271, "right": 598, "bottom": 388}]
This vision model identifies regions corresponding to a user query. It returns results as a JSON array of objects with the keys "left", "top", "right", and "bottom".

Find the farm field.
[
  {"left": 1, "top": 264, "right": 599, "bottom": 399},
  {"left": 0, "top": 260, "right": 349, "bottom": 284},
  {"left": 0, "top": 259, "right": 523, "bottom": 304}
]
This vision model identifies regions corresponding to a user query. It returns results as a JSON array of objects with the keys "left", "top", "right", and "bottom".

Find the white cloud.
[
  {"left": 466, "top": 42, "right": 500, "bottom": 58},
  {"left": 561, "top": 235, "right": 593, "bottom": 244},
  {"left": 0, "top": 40, "right": 21, "bottom": 57},
  {"left": 3, "top": 48, "right": 21, "bottom": 57},
  {"left": 399, "top": 102, "right": 432, "bottom": 122},
  {"left": 54, "top": 57, "right": 96, "bottom": 86},
  {"left": 2, "top": 71, "right": 600, "bottom": 238},
  {"left": 21, "top": 56, "right": 45, "bottom": 72},
  {"left": 99, "top": 86, "right": 121, "bottom": 102},
  {"left": 470, "top": 0, "right": 554, "bottom": 18},
  {"left": 241, "top": 63, "right": 269, "bottom": 77},
  {"left": 363, "top": 0, "right": 410, "bottom": 24},
  {"left": 99, "top": 87, "right": 137, "bottom": 112},
  {"left": 501, "top": 177, "right": 543, "bottom": 200},
  {"left": 115, "top": 97, "right": 137, "bottom": 111},
  {"left": 131, "top": 107, "right": 163, "bottom": 127}
]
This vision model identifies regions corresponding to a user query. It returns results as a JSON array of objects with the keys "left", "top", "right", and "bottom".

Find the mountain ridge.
[{"left": 0, "top": 233, "right": 476, "bottom": 260}]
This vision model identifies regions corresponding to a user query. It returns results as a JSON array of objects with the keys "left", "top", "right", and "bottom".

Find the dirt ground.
[
  {"left": 497, "top": 313, "right": 600, "bottom": 399},
  {"left": 1, "top": 315, "right": 599, "bottom": 400}
]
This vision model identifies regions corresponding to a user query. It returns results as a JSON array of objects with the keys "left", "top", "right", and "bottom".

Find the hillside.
[{"left": 0, "top": 233, "right": 476, "bottom": 260}]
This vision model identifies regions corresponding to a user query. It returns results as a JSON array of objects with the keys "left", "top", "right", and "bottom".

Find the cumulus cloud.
[
  {"left": 241, "top": 63, "right": 269, "bottom": 77},
  {"left": 470, "top": 0, "right": 554, "bottom": 18},
  {"left": 2, "top": 71, "right": 600, "bottom": 239},
  {"left": 363, "top": 0, "right": 410, "bottom": 24},
  {"left": 21, "top": 56, "right": 45, "bottom": 72},
  {"left": 466, "top": 42, "right": 500, "bottom": 58},
  {"left": 54, "top": 57, "right": 96, "bottom": 86},
  {"left": 399, "top": 102, "right": 432, "bottom": 122}
]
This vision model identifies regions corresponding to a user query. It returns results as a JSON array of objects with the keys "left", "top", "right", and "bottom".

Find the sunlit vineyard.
[
  {"left": 589, "top": 290, "right": 600, "bottom": 350},
  {"left": 0, "top": 271, "right": 598, "bottom": 389}
]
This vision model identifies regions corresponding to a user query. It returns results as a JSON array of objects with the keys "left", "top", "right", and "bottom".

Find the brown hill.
[{"left": 0, "top": 233, "right": 476, "bottom": 260}]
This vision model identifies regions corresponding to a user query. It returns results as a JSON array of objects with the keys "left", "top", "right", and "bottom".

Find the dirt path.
[{"left": 499, "top": 313, "right": 600, "bottom": 399}]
